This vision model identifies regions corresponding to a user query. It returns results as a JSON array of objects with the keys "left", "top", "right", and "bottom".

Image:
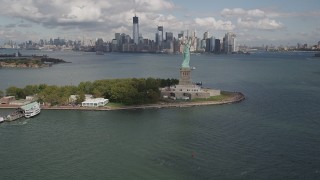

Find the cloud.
[
  {"left": 247, "top": 9, "right": 265, "bottom": 17},
  {"left": 275, "top": 11, "right": 320, "bottom": 18},
  {"left": 221, "top": 8, "right": 284, "bottom": 32},
  {"left": 0, "top": 0, "right": 180, "bottom": 41},
  {"left": 5, "top": 24, "right": 16, "bottom": 28},
  {"left": 237, "top": 18, "right": 283, "bottom": 30},
  {"left": 194, "top": 17, "right": 235, "bottom": 31},
  {"left": 221, "top": 8, "right": 246, "bottom": 17},
  {"left": 0, "top": 28, "right": 39, "bottom": 42},
  {"left": 18, "top": 24, "right": 33, "bottom": 28},
  {"left": 221, "top": 7, "right": 320, "bottom": 19},
  {"left": 0, "top": 0, "right": 175, "bottom": 27},
  {"left": 135, "top": 0, "right": 175, "bottom": 12},
  {"left": 146, "top": 16, "right": 177, "bottom": 34},
  {"left": 58, "top": 4, "right": 103, "bottom": 23},
  {"left": 221, "top": 8, "right": 277, "bottom": 18}
]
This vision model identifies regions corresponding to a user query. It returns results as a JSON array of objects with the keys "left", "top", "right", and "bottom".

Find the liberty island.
[{"left": 0, "top": 42, "right": 244, "bottom": 116}]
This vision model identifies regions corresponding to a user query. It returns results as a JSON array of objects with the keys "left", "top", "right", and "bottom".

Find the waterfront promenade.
[{"left": 0, "top": 92, "right": 244, "bottom": 111}]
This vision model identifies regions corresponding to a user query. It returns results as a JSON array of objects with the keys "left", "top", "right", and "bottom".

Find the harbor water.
[{"left": 1, "top": 50, "right": 320, "bottom": 179}]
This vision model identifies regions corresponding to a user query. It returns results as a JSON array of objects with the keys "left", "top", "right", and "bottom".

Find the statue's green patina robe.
[{"left": 182, "top": 38, "right": 192, "bottom": 68}]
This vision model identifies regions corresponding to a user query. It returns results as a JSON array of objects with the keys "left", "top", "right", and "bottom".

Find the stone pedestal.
[
  {"left": 179, "top": 68, "right": 192, "bottom": 85},
  {"left": 160, "top": 66, "right": 221, "bottom": 100}
]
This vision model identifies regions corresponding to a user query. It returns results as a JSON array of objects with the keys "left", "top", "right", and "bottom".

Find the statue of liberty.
[{"left": 181, "top": 35, "right": 194, "bottom": 68}]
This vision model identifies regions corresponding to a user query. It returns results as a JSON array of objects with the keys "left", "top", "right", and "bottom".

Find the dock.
[
  {"left": 0, "top": 102, "right": 41, "bottom": 123},
  {"left": 1, "top": 108, "right": 25, "bottom": 122}
]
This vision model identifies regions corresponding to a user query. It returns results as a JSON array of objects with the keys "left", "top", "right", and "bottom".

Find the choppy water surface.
[{"left": 1, "top": 50, "right": 320, "bottom": 179}]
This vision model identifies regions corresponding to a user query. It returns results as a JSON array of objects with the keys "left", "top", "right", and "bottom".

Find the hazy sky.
[{"left": 0, "top": 0, "right": 319, "bottom": 46}]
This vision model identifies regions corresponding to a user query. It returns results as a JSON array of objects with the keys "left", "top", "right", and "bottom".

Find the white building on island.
[{"left": 82, "top": 98, "right": 109, "bottom": 107}]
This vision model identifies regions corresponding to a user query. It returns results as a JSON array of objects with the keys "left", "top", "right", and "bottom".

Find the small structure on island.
[
  {"left": 0, "top": 96, "right": 15, "bottom": 104},
  {"left": 81, "top": 95, "right": 109, "bottom": 107},
  {"left": 0, "top": 95, "right": 38, "bottom": 106},
  {"left": 161, "top": 34, "right": 220, "bottom": 100}
]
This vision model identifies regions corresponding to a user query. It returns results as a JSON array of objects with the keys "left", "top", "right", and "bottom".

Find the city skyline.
[{"left": 0, "top": 0, "right": 319, "bottom": 46}]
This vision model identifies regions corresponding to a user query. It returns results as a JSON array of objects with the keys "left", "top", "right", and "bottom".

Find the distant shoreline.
[
  {"left": 0, "top": 55, "right": 69, "bottom": 68},
  {"left": 0, "top": 92, "right": 245, "bottom": 111}
]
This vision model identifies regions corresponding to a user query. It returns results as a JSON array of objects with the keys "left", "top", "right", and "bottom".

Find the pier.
[
  {"left": 0, "top": 102, "right": 41, "bottom": 123},
  {"left": 0, "top": 108, "right": 24, "bottom": 122}
]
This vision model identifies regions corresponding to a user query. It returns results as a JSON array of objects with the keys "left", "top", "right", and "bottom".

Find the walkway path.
[{"left": 0, "top": 92, "right": 245, "bottom": 111}]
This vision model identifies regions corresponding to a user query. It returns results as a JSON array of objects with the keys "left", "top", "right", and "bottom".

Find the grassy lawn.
[
  {"left": 191, "top": 92, "right": 234, "bottom": 102},
  {"left": 105, "top": 102, "right": 125, "bottom": 108},
  {"left": 106, "top": 91, "right": 237, "bottom": 106}
]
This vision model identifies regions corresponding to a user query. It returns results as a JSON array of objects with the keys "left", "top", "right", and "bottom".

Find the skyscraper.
[
  {"left": 157, "top": 26, "right": 163, "bottom": 46},
  {"left": 178, "top": 31, "right": 184, "bottom": 39},
  {"left": 223, "top": 32, "right": 236, "bottom": 54},
  {"left": 214, "top": 39, "right": 221, "bottom": 53},
  {"left": 133, "top": 15, "right": 139, "bottom": 44},
  {"left": 166, "top": 32, "right": 173, "bottom": 41},
  {"left": 203, "top": 32, "right": 209, "bottom": 40}
]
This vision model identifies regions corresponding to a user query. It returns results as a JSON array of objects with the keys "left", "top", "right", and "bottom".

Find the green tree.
[
  {"left": 0, "top": 90, "right": 4, "bottom": 98},
  {"left": 6, "top": 86, "right": 25, "bottom": 99},
  {"left": 92, "top": 79, "right": 115, "bottom": 98},
  {"left": 23, "top": 85, "right": 39, "bottom": 96},
  {"left": 3, "top": 77, "right": 174, "bottom": 105},
  {"left": 146, "top": 89, "right": 160, "bottom": 103},
  {"left": 76, "top": 92, "right": 85, "bottom": 105},
  {"left": 6, "top": 86, "right": 19, "bottom": 97},
  {"left": 159, "top": 78, "right": 179, "bottom": 87},
  {"left": 146, "top": 77, "right": 160, "bottom": 91},
  {"left": 78, "top": 81, "right": 93, "bottom": 94},
  {"left": 38, "top": 84, "right": 47, "bottom": 91},
  {"left": 92, "top": 88, "right": 103, "bottom": 98},
  {"left": 110, "top": 80, "right": 139, "bottom": 105},
  {"left": 38, "top": 85, "right": 60, "bottom": 106}
]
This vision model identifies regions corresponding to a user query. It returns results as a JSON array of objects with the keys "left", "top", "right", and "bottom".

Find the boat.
[
  {"left": 191, "top": 66, "right": 196, "bottom": 70},
  {"left": 21, "top": 102, "right": 41, "bottom": 118},
  {"left": 195, "top": 81, "right": 203, "bottom": 86},
  {"left": 0, "top": 117, "right": 4, "bottom": 123}
]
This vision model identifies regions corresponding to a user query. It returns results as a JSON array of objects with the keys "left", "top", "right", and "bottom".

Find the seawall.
[{"left": 0, "top": 92, "right": 245, "bottom": 111}]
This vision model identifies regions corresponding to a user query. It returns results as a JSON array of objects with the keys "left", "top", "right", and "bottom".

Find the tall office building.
[
  {"left": 223, "top": 32, "right": 236, "bottom": 54},
  {"left": 210, "top": 36, "right": 215, "bottom": 52},
  {"left": 203, "top": 32, "right": 209, "bottom": 40},
  {"left": 214, "top": 39, "right": 221, "bottom": 53},
  {"left": 166, "top": 32, "right": 173, "bottom": 41},
  {"left": 205, "top": 38, "right": 211, "bottom": 52},
  {"left": 133, "top": 15, "right": 139, "bottom": 44},
  {"left": 178, "top": 31, "right": 184, "bottom": 39},
  {"left": 115, "top": 33, "right": 121, "bottom": 45},
  {"left": 157, "top": 26, "right": 164, "bottom": 46},
  {"left": 201, "top": 39, "right": 206, "bottom": 49},
  {"left": 155, "top": 32, "right": 159, "bottom": 46}
]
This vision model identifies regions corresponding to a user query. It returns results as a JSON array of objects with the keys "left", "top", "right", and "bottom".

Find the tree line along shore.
[{"left": 0, "top": 78, "right": 179, "bottom": 106}]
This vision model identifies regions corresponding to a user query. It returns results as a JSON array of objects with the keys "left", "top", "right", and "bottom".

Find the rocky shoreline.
[{"left": 0, "top": 92, "right": 245, "bottom": 111}]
